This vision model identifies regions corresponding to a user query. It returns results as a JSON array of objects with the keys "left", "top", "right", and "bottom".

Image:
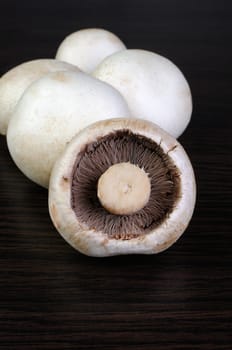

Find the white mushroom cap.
[
  {"left": 49, "top": 118, "right": 196, "bottom": 257},
  {"left": 7, "top": 70, "right": 130, "bottom": 188},
  {"left": 93, "top": 49, "right": 192, "bottom": 138},
  {"left": 0, "top": 59, "right": 80, "bottom": 135},
  {"left": 55, "top": 28, "right": 126, "bottom": 73}
]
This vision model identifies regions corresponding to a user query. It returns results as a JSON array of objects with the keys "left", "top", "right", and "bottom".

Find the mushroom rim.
[{"left": 48, "top": 118, "right": 196, "bottom": 257}]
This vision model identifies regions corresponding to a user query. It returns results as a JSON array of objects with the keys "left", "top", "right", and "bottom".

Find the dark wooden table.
[{"left": 0, "top": 1, "right": 231, "bottom": 349}]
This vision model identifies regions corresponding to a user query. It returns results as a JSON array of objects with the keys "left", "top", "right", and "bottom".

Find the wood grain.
[{"left": 0, "top": 0, "right": 231, "bottom": 349}]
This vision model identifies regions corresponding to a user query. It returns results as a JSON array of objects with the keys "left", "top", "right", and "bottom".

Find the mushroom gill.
[{"left": 71, "top": 130, "right": 180, "bottom": 239}]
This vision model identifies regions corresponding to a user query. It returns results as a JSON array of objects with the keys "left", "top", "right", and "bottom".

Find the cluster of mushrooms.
[{"left": 0, "top": 28, "right": 196, "bottom": 257}]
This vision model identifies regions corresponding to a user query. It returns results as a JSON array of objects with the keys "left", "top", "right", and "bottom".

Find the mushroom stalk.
[{"left": 97, "top": 162, "right": 151, "bottom": 215}]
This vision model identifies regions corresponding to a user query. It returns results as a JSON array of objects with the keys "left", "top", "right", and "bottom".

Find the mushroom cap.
[
  {"left": 93, "top": 49, "right": 192, "bottom": 138},
  {"left": 55, "top": 28, "right": 126, "bottom": 73},
  {"left": 0, "top": 59, "right": 80, "bottom": 135},
  {"left": 7, "top": 70, "right": 131, "bottom": 188},
  {"left": 48, "top": 118, "right": 196, "bottom": 257}
]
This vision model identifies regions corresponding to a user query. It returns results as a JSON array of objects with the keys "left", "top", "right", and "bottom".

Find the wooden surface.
[{"left": 0, "top": 0, "right": 231, "bottom": 349}]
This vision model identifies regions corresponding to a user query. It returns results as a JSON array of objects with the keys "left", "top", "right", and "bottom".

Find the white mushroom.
[
  {"left": 55, "top": 28, "right": 126, "bottom": 73},
  {"left": 48, "top": 118, "right": 196, "bottom": 257},
  {"left": 0, "top": 59, "right": 80, "bottom": 135},
  {"left": 7, "top": 70, "right": 130, "bottom": 188},
  {"left": 93, "top": 49, "right": 192, "bottom": 138}
]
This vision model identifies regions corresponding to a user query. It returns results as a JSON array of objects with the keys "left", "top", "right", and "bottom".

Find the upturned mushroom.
[
  {"left": 0, "top": 59, "right": 80, "bottom": 135},
  {"left": 7, "top": 70, "right": 130, "bottom": 188},
  {"left": 55, "top": 28, "right": 126, "bottom": 73},
  {"left": 93, "top": 49, "right": 192, "bottom": 138},
  {"left": 48, "top": 118, "right": 196, "bottom": 257}
]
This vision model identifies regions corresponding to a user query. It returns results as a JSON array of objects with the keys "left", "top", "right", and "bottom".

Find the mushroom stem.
[{"left": 97, "top": 162, "right": 151, "bottom": 215}]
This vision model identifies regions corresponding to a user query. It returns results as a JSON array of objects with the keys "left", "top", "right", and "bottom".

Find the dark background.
[{"left": 0, "top": 0, "right": 231, "bottom": 349}]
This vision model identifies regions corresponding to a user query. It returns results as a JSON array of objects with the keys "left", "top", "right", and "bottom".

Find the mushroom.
[
  {"left": 55, "top": 28, "right": 126, "bottom": 73},
  {"left": 93, "top": 49, "right": 192, "bottom": 138},
  {"left": 7, "top": 70, "right": 131, "bottom": 188},
  {"left": 0, "top": 59, "right": 80, "bottom": 135},
  {"left": 48, "top": 118, "right": 196, "bottom": 257}
]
